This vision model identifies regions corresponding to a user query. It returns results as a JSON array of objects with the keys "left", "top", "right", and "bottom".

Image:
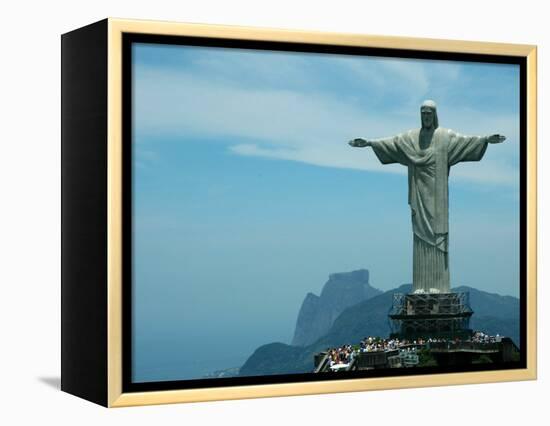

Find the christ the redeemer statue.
[{"left": 349, "top": 100, "right": 506, "bottom": 294}]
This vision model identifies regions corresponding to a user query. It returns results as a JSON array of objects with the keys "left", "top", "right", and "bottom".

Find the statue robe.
[{"left": 370, "top": 127, "right": 489, "bottom": 293}]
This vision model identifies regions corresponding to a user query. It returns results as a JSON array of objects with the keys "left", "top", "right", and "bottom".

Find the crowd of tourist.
[
  {"left": 326, "top": 336, "right": 421, "bottom": 371},
  {"left": 359, "top": 336, "right": 423, "bottom": 352},
  {"left": 471, "top": 331, "right": 502, "bottom": 344},
  {"left": 425, "top": 332, "right": 502, "bottom": 347},
  {"left": 324, "top": 331, "right": 504, "bottom": 371},
  {"left": 327, "top": 345, "right": 355, "bottom": 370}
]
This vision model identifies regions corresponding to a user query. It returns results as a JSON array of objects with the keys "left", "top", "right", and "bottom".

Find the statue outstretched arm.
[
  {"left": 348, "top": 136, "right": 398, "bottom": 147},
  {"left": 348, "top": 135, "right": 410, "bottom": 166},
  {"left": 447, "top": 131, "right": 506, "bottom": 166}
]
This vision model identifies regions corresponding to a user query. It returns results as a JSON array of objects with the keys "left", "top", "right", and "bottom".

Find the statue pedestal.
[{"left": 389, "top": 292, "right": 473, "bottom": 340}]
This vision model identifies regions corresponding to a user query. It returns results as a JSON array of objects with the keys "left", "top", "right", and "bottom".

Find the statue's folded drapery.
[{"left": 370, "top": 128, "right": 489, "bottom": 293}]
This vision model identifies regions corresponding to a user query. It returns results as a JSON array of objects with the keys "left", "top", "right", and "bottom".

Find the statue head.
[{"left": 420, "top": 99, "right": 438, "bottom": 130}]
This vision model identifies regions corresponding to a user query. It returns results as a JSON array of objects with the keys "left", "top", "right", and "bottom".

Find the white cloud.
[{"left": 229, "top": 143, "right": 402, "bottom": 174}]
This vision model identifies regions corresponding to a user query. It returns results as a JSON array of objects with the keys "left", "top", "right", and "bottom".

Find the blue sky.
[{"left": 131, "top": 42, "right": 520, "bottom": 382}]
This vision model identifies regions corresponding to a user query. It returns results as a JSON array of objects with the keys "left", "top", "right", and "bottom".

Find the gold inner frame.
[{"left": 106, "top": 18, "right": 537, "bottom": 407}]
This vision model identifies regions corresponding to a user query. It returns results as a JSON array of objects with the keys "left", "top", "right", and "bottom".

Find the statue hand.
[
  {"left": 349, "top": 138, "right": 371, "bottom": 148},
  {"left": 488, "top": 134, "right": 506, "bottom": 144}
]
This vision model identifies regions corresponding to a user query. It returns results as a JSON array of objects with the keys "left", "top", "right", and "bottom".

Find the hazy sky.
[{"left": 131, "top": 42, "right": 520, "bottom": 382}]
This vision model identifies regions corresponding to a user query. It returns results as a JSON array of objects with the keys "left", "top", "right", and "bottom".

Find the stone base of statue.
[{"left": 389, "top": 292, "right": 473, "bottom": 340}]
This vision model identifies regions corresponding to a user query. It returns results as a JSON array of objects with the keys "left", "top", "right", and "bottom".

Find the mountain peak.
[
  {"left": 291, "top": 269, "right": 382, "bottom": 346},
  {"left": 328, "top": 269, "right": 370, "bottom": 282}
]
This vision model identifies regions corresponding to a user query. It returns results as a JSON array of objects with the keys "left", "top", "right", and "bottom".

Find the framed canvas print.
[{"left": 61, "top": 18, "right": 537, "bottom": 407}]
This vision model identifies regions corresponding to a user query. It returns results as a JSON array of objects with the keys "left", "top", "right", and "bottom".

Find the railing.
[
  {"left": 389, "top": 292, "right": 473, "bottom": 317},
  {"left": 428, "top": 341, "right": 500, "bottom": 352}
]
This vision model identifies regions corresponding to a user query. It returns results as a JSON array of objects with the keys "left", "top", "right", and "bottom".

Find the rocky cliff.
[{"left": 291, "top": 269, "right": 382, "bottom": 346}]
